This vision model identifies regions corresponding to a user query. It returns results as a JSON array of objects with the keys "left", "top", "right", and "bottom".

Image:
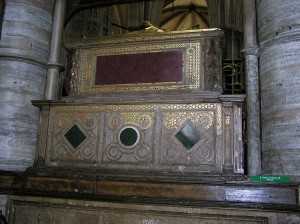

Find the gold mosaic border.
[
  {"left": 53, "top": 104, "right": 217, "bottom": 112},
  {"left": 53, "top": 103, "right": 222, "bottom": 133},
  {"left": 79, "top": 42, "right": 201, "bottom": 93}
]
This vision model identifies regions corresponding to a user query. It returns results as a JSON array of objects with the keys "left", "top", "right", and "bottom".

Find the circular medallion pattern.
[{"left": 118, "top": 126, "right": 140, "bottom": 148}]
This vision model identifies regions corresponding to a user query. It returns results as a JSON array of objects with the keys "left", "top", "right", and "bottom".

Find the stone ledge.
[
  {"left": 0, "top": 171, "right": 298, "bottom": 208},
  {"left": 7, "top": 195, "right": 300, "bottom": 224}
]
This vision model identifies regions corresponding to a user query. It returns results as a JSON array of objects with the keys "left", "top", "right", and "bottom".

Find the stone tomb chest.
[{"left": 33, "top": 29, "right": 245, "bottom": 180}]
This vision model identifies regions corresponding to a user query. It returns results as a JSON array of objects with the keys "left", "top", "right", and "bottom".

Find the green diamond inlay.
[
  {"left": 175, "top": 123, "right": 201, "bottom": 150},
  {"left": 64, "top": 124, "right": 87, "bottom": 149}
]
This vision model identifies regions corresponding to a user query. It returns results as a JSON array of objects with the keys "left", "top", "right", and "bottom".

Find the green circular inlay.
[{"left": 120, "top": 127, "right": 138, "bottom": 147}]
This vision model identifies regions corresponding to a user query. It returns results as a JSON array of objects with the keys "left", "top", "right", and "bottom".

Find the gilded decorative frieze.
[
  {"left": 45, "top": 102, "right": 237, "bottom": 174},
  {"left": 53, "top": 103, "right": 219, "bottom": 112},
  {"left": 216, "top": 105, "right": 222, "bottom": 134},
  {"left": 161, "top": 109, "right": 216, "bottom": 166},
  {"left": 52, "top": 112, "right": 98, "bottom": 162},
  {"left": 103, "top": 112, "right": 155, "bottom": 164},
  {"left": 119, "top": 113, "right": 153, "bottom": 130},
  {"left": 225, "top": 115, "right": 231, "bottom": 125},
  {"left": 163, "top": 111, "right": 214, "bottom": 130}
]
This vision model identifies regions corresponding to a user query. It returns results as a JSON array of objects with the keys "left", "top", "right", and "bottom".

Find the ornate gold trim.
[
  {"left": 53, "top": 103, "right": 222, "bottom": 135},
  {"left": 79, "top": 42, "right": 201, "bottom": 93},
  {"left": 53, "top": 103, "right": 218, "bottom": 112}
]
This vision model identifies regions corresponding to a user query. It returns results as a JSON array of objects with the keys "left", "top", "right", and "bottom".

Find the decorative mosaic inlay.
[
  {"left": 161, "top": 109, "right": 217, "bottom": 165},
  {"left": 103, "top": 112, "right": 154, "bottom": 164},
  {"left": 50, "top": 103, "right": 228, "bottom": 172},
  {"left": 54, "top": 103, "right": 218, "bottom": 112},
  {"left": 53, "top": 113, "right": 98, "bottom": 161},
  {"left": 119, "top": 126, "right": 140, "bottom": 148},
  {"left": 64, "top": 124, "right": 87, "bottom": 149},
  {"left": 175, "top": 123, "right": 201, "bottom": 150}
]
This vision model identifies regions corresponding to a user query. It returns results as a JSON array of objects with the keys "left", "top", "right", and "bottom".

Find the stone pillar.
[
  {"left": 257, "top": 0, "right": 300, "bottom": 180},
  {"left": 242, "top": 0, "right": 261, "bottom": 176},
  {"left": 0, "top": 0, "right": 54, "bottom": 171},
  {"left": 44, "top": 0, "right": 66, "bottom": 100}
]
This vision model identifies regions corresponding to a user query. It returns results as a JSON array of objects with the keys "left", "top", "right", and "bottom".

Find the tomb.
[
  {"left": 1, "top": 26, "right": 299, "bottom": 224},
  {"left": 32, "top": 27, "right": 245, "bottom": 181}
]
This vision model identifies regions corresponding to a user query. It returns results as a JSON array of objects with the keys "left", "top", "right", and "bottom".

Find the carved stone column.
[
  {"left": 257, "top": 0, "right": 300, "bottom": 180},
  {"left": 0, "top": 0, "right": 54, "bottom": 171},
  {"left": 242, "top": 0, "right": 261, "bottom": 176}
]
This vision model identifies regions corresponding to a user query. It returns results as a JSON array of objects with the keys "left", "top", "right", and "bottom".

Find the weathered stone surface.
[
  {"left": 258, "top": 0, "right": 300, "bottom": 179},
  {"left": 0, "top": 195, "right": 7, "bottom": 217},
  {"left": 0, "top": 0, "right": 54, "bottom": 171},
  {"left": 257, "top": 0, "right": 300, "bottom": 43},
  {"left": 0, "top": 173, "right": 298, "bottom": 205},
  {"left": 260, "top": 42, "right": 300, "bottom": 75},
  {"left": 0, "top": 0, "right": 53, "bottom": 64},
  {"left": 242, "top": 0, "right": 261, "bottom": 176},
  {"left": 244, "top": 55, "right": 261, "bottom": 176},
  {"left": 0, "top": 61, "right": 47, "bottom": 171},
  {"left": 6, "top": 196, "right": 300, "bottom": 224}
]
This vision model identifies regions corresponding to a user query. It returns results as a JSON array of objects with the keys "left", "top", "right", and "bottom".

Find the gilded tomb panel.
[{"left": 48, "top": 103, "right": 224, "bottom": 174}]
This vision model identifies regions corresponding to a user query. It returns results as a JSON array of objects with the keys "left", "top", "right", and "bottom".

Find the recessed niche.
[{"left": 118, "top": 126, "right": 140, "bottom": 148}]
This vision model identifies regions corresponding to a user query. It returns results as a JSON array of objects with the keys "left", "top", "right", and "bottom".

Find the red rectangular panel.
[{"left": 95, "top": 51, "right": 183, "bottom": 85}]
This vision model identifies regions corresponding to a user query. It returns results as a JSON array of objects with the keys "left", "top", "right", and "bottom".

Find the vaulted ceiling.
[
  {"left": 160, "top": 0, "right": 209, "bottom": 30},
  {"left": 65, "top": 0, "right": 210, "bottom": 31},
  {"left": 65, "top": 0, "right": 152, "bottom": 25}
]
